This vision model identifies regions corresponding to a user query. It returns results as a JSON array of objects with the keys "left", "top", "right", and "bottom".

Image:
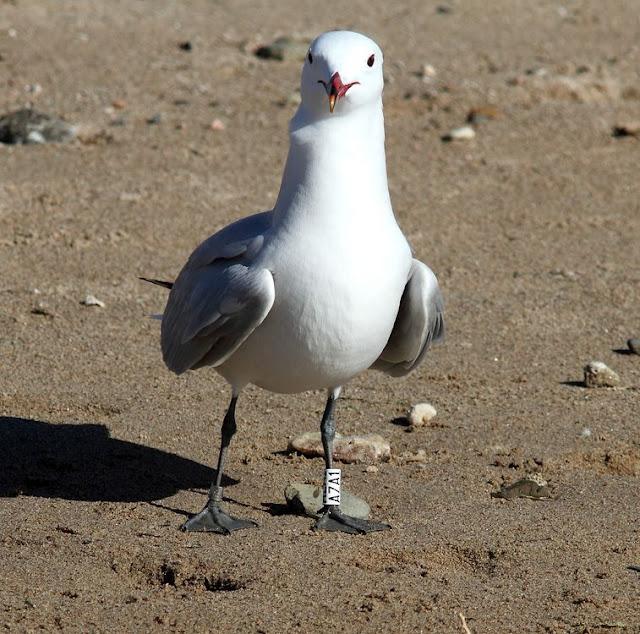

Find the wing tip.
[{"left": 139, "top": 276, "right": 174, "bottom": 290}]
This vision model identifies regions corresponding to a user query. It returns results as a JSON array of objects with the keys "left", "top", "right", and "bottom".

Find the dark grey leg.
[
  {"left": 181, "top": 395, "right": 257, "bottom": 534},
  {"left": 313, "top": 388, "right": 391, "bottom": 535}
]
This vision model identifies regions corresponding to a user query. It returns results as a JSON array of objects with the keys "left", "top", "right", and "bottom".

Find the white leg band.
[{"left": 324, "top": 468, "right": 341, "bottom": 506}]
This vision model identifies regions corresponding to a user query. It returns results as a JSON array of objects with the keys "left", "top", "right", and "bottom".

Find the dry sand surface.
[{"left": 1, "top": 1, "right": 640, "bottom": 632}]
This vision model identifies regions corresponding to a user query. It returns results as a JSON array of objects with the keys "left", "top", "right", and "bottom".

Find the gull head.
[{"left": 300, "top": 31, "right": 384, "bottom": 117}]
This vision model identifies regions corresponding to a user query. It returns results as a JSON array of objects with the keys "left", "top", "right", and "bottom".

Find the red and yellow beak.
[{"left": 319, "top": 72, "right": 360, "bottom": 113}]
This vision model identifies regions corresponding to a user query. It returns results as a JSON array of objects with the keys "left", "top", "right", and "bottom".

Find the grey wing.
[
  {"left": 159, "top": 211, "right": 275, "bottom": 375},
  {"left": 372, "top": 258, "right": 444, "bottom": 377}
]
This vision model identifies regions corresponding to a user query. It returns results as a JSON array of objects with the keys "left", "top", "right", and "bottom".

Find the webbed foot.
[
  {"left": 181, "top": 499, "right": 257, "bottom": 534},
  {"left": 313, "top": 506, "right": 391, "bottom": 534}
]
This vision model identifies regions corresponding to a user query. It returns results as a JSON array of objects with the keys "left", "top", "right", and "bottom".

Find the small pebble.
[
  {"left": 111, "top": 99, "right": 127, "bottom": 110},
  {"left": 288, "top": 431, "right": 391, "bottom": 464},
  {"left": 365, "top": 465, "right": 378, "bottom": 474},
  {"left": 408, "top": 402, "right": 437, "bottom": 428},
  {"left": 491, "top": 474, "right": 551, "bottom": 500},
  {"left": 31, "top": 301, "right": 53, "bottom": 317},
  {"left": 466, "top": 105, "right": 502, "bottom": 125},
  {"left": 0, "top": 108, "right": 75, "bottom": 145},
  {"left": 441, "top": 125, "right": 476, "bottom": 142},
  {"left": 178, "top": 41, "right": 193, "bottom": 52},
  {"left": 80, "top": 294, "right": 105, "bottom": 308},
  {"left": 283, "top": 91, "right": 302, "bottom": 106},
  {"left": 254, "top": 37, "right": 309, "bottom": 62},
  {"left": 420, "top": 64, "right": 437, "bottom": 81},
  {"left": 579, "top": 427, "right": 592, "bottom": 439},
  {"left": 146, "top": 113, "right": 162, "bottom": 125},
  {"left": 613, "top": 121, "right": 640, "bottom": 138},
  {"left": 119, "top": 192, "right": 142, "bottom": 202},
  {"left": 210, "top": 118, "right": 225, "bottom": 131},
  {"left": 583, "top": 361, "right": 620, "bottom": 388},
  {"left": 26, "top": 130, "right": 45, "bottom": 144},
  {"left": 284, "top": 483, "right": 370, "bottom": 519},
  {"left": 628, "top": 338, "right": 640, "bottom": 355}
]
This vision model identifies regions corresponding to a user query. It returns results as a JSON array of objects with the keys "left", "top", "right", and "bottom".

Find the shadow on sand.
[{"left": 0, "top": 416, "right": 233, "bottom": 502}]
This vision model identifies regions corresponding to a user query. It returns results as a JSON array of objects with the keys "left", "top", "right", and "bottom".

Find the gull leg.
[
  {"left": 181, "top": 395, "right": 257, "bottom": 534},
  {"left": 313, "top": 388, "right": 391, "bottom": 534}
]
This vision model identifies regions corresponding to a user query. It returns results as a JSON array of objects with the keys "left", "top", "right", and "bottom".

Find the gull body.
[{"left": 154, "top": 30, "right": 444, "bottom": 534}]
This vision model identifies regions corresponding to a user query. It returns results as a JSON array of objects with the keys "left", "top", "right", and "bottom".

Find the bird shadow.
[
  {"left": 0, "top": 416, "right": 236, "bottom": 502},
  {"left": 261, "top": 502, "right": 295, "bottom": 517}
]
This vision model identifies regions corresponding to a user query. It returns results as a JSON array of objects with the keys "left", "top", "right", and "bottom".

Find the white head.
[{"left": 299, "top": 31, "right": 384, "bottom": 118}]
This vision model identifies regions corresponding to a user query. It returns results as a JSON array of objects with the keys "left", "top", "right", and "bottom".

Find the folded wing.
[
  {"left": 372, "top": 258, "right": 444, "bottom": 377},
  {"left": 160, "top": 212, "right": 275, "bottom": 375}
]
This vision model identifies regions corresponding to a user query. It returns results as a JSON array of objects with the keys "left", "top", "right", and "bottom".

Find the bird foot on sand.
[
  {"left": 181, "top": 500, "right": 257, "bottom": 534},
  {"left": 313, "top": 506, "right": 391, "bottom": 534}
]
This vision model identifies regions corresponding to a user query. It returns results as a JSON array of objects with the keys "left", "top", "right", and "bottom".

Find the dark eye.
[
  {"left": 367, "top": 54, "right": 375, "bottom": 67},
  {"left": 308, "top": 50, "right": 313, "bottom": 64}
]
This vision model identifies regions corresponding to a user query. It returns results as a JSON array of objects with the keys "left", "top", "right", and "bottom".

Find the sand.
[{"left": 1, "top": 1, "right": 639, "bottom": 631}]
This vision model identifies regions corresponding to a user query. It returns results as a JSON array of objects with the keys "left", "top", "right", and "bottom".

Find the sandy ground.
[{"left": 1, "top": 1, "right": 640, "bottom": 632}]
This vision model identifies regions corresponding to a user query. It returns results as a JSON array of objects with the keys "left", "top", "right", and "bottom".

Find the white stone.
[
  {"left": 421, "top": 63, "right": 437, "bottom": 79},
  {"left": 288, "top": 431, "right": 391, "bottom": 463},
  {"left": 444, "top": 125, "right": 475, "bottom": 141},
  {"left": 408, "top": 402, "right": 437, "bottom": 428},
  {"left": 583, "top": 361, "right": 620, "bottom": 388},
  {"left": 80, "top": 294, "right": 105, "bottom": 308}
]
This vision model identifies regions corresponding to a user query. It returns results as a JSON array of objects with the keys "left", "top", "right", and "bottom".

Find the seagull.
[{"left": 144, "top": 30, "right": 444, "bottom": 534}]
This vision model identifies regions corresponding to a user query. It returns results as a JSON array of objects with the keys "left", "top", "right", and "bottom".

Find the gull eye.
[
  {"left": 308, "top": 50, "right": 313, "bottom": 64},
  {"left": 367, "top": 54, "right": 375, "bottom": 67}
]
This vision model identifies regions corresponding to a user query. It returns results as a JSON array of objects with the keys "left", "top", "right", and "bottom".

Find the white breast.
[{"left": 218, "top": 215, "right": 411, "bottom": 393}]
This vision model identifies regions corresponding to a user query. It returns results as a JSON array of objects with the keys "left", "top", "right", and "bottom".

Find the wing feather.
[
  {"left": 372, "top": 258, "right": 444, "bottom": 377},
  {"left": 159, "top": 212, "right": 275, "bottom": 375}
]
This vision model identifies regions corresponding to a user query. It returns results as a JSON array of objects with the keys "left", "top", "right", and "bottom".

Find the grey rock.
[
  {"left": 284, "top": 483, "right": 370, "bottom": 519},
  {"left": 491, "top": 474, "right": 551, "bottom": 500},
  {"left": 583, "top": 361, "right": 620, "bottom": 388},
  {"left": 628, "top": 338, "right": 640, "bottom": 355},
  {"left": 288, "top": 431, "right": 391, "bottom": 464},
  {"left": 0, "top": 108, "right": 75, "bottom": 145}
]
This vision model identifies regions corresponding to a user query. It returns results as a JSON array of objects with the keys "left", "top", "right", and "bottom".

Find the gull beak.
[
  {"left": 319, "top": 72, "right": 360, "bottom": 114},
  {"left": 329, "top": 92, "right": 337, "bottom": 114}
]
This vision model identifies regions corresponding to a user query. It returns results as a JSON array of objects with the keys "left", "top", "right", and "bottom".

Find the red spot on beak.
[{"left": 319, "top": 72, "right": 360, "bottom": 113}]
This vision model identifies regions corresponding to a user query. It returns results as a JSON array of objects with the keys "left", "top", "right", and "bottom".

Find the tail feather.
[{"left": 139, "top": 277, "right": 173, "bottom": 290}]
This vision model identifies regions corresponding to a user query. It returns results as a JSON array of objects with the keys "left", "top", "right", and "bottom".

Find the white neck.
[{"left": 272, "top": 99, "right": 392, "bottom": 226}]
